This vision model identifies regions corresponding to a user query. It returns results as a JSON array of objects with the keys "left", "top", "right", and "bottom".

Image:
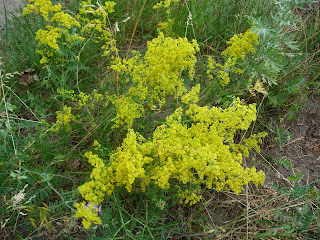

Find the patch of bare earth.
[
  {"left": 262, "top": 94, "right": 320, "bottom": 188},
  {"left": 0, "top": 0, "right": 25, "bottom": 29}
]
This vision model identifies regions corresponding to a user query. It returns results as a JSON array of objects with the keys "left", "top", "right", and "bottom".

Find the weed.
[{"left": 0, "top": 0, "right": 319, "bottom": 238}]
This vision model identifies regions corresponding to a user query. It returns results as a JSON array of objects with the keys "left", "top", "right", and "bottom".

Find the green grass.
[{"left": 1, "top": 0, "right": 319, "bottom": 239}]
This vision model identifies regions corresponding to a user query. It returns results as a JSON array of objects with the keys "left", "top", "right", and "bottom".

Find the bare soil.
[
  {"left": 261, "top": 94, "right": 320, "bottom": 188},
  {"left": 0, "top": 0, "right": 25, "bottom": 29}
]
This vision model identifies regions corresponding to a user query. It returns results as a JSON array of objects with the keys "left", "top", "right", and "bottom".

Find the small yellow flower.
[
  {"left": 181, "top": 84, "right": 200, "bottom": 104},
  {"left": 222, "top": 29, "right": 259, "bottom": 61},
  {"left": 51, "top": 106, "right": 76, "bottom": 132},
  {"left": 36, "top": 26, "right": 64, "bottom": 51},
  {"left": 50, "top": 11, "right": 80, "bottom": 29},
  {"left": 74, "top": 202, "right": 102, "bottom": 229},
  {"left": 207, "top": 29, "right": 259, "bottom": 86},
  {"left": 153, "top": 0, "right": 188, "bottom": 9}
]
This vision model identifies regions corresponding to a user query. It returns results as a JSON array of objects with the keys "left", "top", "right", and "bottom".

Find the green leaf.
[
  {"left": 54, "top": 155, "right": 66, "bottom": 160},
  {"left": 288, "top": 175, "right": 296, "bottom": 181},
  {"left": 254, "top": 230, "right": 274, "bottom": 237},
  {"left": 17, "top": 175, "right": 28, "bottom": 180},
  {"left": 278, "top": 228, "right": 295, "bottom": 237},
  {"left": 10, "top": 171, "right": 17, "bottom": 178},
  {"left": 258, "top": 219, "right": 274, "bottom": 226}
]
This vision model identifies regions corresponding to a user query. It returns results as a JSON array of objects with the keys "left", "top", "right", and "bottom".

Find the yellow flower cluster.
[
  {"left": 23, "top": 0, "right": 61, "bottom": 21},
  {"left": 207, "top": 29, "right": 259, "bottom": 85},
  {"left": 153, "top": 0, "right": 190, "bottom": 36},
  {"left": 79, "top": 152, "right": 111, "bottom": 202},
  {"left": 157, "top": 21, "right": 169, "bottom": 32},
  {"left": 58, "top": 88, "right": 105, "bottom": 109},
  {"left": 112, "top": 95, "right": 144, "bottom": 129},
  {"left": 23, "top": 0, "right": 84, "bottom": 64},
  {"left": 36, "top": 26, "right": 65, "bottom": 51},
  {"left": 177, "top": 188, "right": 202, "bottom": 206},
  {"left": 52, "top": 106, "right": 76, "bottom": 132},
  {"left": 50, "top": 11, "right": 80, "bottom": 29},
  {"left": 145, "top": 32, "right": 199, "bottom": 84},
  {"left": 74, "top": 202, "right": 102, "bottom": 229},
  {"left": 75, "top": 96, "right": 266, "bottom": 228},
  {"left": 153, "top": 0, "right": 188, "bottom": 9},
  {"left": 222, "top": 29, "right": 259, "bottom": 62},
  {"left": 53, "top": 89, "right": 107, "bottom": 130},
  {"left": 77, "top": 0, "right": 117, "bottom": 56},
  {"left": 57, "top": 89, "right": 75, "bottom": 100},
  {"left": 93, "top": 140, "right": 101, "bottom": 151},
  {"left": 110, "top": 32, "right": 199, "bottom": 128},
  {"left": 109, "top": 98, "right": 265, "bottom": 195},
  {"left": 74, "top": 151, "right": 113, "bottom": 229},
  {"left": 153, "top": 0, "right": 183, "bottom": 36},
  {"left": 181, "top": 84, "right": 200, "bottom": 104},
  {"left": 31, "top": 2, "right": 201, "bottom": 132}
]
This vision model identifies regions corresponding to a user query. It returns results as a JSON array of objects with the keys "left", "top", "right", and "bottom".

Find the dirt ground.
[
  {"left": 261, "top": 95, "right": 320, "bottom": 188},
  {"left": 0, "top": 0, "right": 25, "bottom": 29}
]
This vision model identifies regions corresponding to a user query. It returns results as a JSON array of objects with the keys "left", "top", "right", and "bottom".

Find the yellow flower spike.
[
  {"left": 110, "top": 33, "right": 199, "bottom": 128},
  {"left": 207, "top": 29, "right": 259, "bottom": 86},
  {"left": 112, "top": 95, "right": 144, "bottom": 129},
  {"left": 222, "top": 29, "right": 259, "bottom": 61},
  {"left": 217, "top": 70, "right": 230, "bottom": 86},
  {"left": 51, "top": 106, "right": 76, "bottom": 132},
  {"left": 74, "top": 202, "right": 102, "bottom": 229},
  {"left": 23, "top": 0, "right": 56, "bottom": 21},
  {"left": 39, "top": 56, "right": 48, "bottom": 65},
  {"left": 50, "top": 11, "right": 80, "bottom": 29},
  {"left": 103, "top": 1, "right": 116, "bottom": 14},
  {"left": 93, "top": 140, "right": 101, "bottom": 151},
  {"left": 177, "top": 188, "right": 202, "bottom": 206}
]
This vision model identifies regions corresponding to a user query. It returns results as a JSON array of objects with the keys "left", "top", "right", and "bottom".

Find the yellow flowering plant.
[
  {"left": 23, "top": 0, "right": 116, "bottom": 65},
  {"left": 51, "top": 106, "right": 79, "bottom": 133},
  {"left": 207, "top": 29, "right": 259, "bottom": 86},
  {"left": 110, "top": 32, "right": 199, "bottom": 128},
  {"left": 25, "top": 2, "right": 267, "bottom": 231},
  {"left": 75, "top": 96, "right": 266, "bottom": 228},
  {"left": 153, "top": 0, "right": 189, "bottom": 36},
  {"left": 3, "top": 0, "right": 316, "bottom": 237},
  {"left": 51, "top": 31, "right": 199, "bottom": 131},
  {"left": 76, "top": 0, "right": 117, "bottom": 56},
  {"left": 53, "top": 88, "right": 111, "bottom": 131},
  {"left": 23, "top": 0, "right": 85, "bottom": 65}
]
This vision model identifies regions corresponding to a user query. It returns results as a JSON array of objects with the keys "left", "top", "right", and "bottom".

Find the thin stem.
[
  {"left": 0, "top": 70, "right": 18, "bottom": 158},
  {"left": 126, "top": 0, "right": 147, "bottom": 59}
]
